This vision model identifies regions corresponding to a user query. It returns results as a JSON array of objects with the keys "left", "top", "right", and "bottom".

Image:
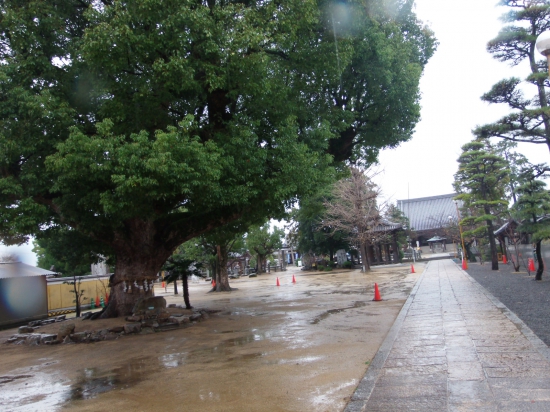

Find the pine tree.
[
  {"left": 475, "top": 1, "right": 550, "bottom": 154},
  {"left": 454, "top": 140, "right": 510, "bottom": 270},
  {"left": 511, "top": 164, "right": 550, "bottom": 279}
]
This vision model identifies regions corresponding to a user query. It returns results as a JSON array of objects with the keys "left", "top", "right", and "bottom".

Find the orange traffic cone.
[
  {"left": 161, "top": 281, "right": 165, "bottom": 288},
  {"left": 95, "top": 296, "right": 100, "bottom": 307},
  {"left": 212, "top": 279, "right": 216, "bottom": 288},
  {"left": 292, "top": 275, "right": 296, "bottom": 283},
  {"left": 462, "top": 259, "right": 468, "bottom": 270},
  {"left": 411, "top": 264, "right": 415, "bottom": 273},
  {"left": 276, "top": 277, "right": 280, "bottom": 287},
  {"left": 529, "top": 258, "right": 535, "bottom": 271},
  {"left": 373, "top": 283, "right": 382, "bottom": 301},
  {"left": 502, "top": 254, "right": 508, "bottom": 264}
]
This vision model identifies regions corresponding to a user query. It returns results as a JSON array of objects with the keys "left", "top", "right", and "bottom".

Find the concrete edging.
[{"left": 343, "top": 262, "right": 430, "bottom": 412}]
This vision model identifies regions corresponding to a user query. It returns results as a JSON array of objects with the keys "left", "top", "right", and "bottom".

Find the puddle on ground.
[
  {"left": 311, "top": 301, "right": 368, "bottom": 324},
  {"left": 69, "top": 357, "right": 160, "bottom": 401},
  {"left": 222, "top": 330, "right": 272, "bottom": 346}
]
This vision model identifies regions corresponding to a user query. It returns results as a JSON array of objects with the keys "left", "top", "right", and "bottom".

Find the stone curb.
[{"left": 343, "top": 261, "right": 430, "bottom": 412}]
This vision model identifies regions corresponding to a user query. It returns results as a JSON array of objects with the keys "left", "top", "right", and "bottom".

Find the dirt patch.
[{"left": 0, "top": 264, "right": 422, "bottom": 411}]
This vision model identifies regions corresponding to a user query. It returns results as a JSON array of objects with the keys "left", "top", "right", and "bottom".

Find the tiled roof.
[
  {"left": 397, "top": 194, "right": 459, "bottom": 232},
  {"left": 372, "top": 219, "right": 403, "bottom": 232}
]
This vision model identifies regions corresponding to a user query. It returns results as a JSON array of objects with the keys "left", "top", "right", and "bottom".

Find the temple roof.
[{"left": 397, "top": 194, "right": 459, "bottom": 232}]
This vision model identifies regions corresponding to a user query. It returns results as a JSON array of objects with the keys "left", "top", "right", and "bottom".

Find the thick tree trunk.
[
  {"left": 101, "top": 249, "right": 172, "bottom": 318},
  {"left": 173, "top": 279, "right": 178, "bottom": 295},
  {"left": 257, "top": 255, "right": 264, "bottom": 274},
  {"left": 216, "top": 244, "right": 231, "bottom": 291},
  {"left": 182, "top": 274, "right": 192, "bottom": 309},
  {"left": 535, "top": 240, "right": 544, "bottom": 281}
]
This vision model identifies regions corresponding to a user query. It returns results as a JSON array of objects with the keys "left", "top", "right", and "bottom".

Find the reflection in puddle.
[
  {"left": 277, "top": 355, "right": 323, "bottom": 365},
  {"left": 69, "top": 357, "right": 160, "bottom": 401},
  {"left": 67, "top": 352, "right": 192, "bottom": 402},
  {"left": 159, "top": 352, "right": 188, "bottom": 368},
  {"left": 222, "top": 330, "right": 272, "bottom": 346}
]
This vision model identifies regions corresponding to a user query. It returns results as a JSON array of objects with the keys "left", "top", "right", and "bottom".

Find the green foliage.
[
  {"left": 474, "top": 1, "right": 550, "bottom": 153},
  {"left": 289, "top": 188, "right": 350, "bottom": 258},
  {"left": 0, "top": 1, "right": 434, "bottom": 312},
  {"left": 385, "top": 203, "right": 412, "bottom": 248},
  {"left": 247, "top": 225, "right": 284, "bottom": 257},
  {"left": 32, "top": 228, "right": 110, "bottom": 277},
  {"left": 162, "top": 255, "right": 203, "bottom": 284},
  {"left": 454, "top": 140, "right": 510, "bottom": 232},
  {"left": 343, "top": 261, "right": 352, "bottom": 269},
  {"left": 454, "top": 140, "right": 510, "bottom": 268},
  {"left": 511, "top": 164, "right": 550, "bottom": 243}
]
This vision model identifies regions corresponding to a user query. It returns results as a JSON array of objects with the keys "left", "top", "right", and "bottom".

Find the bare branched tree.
[
  {"left": 0, "top": 253, "right": 19, "bottom": 263},
  {"left": 322, "top": 167, "right": 387, "bottom": 272}
]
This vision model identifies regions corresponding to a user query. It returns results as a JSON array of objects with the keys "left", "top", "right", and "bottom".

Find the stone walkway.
[{"left": 345, "top": 259, "right": 550, "bottom": 412}]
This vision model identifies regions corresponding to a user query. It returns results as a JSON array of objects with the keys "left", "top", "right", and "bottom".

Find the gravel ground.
[{"left": 466, "top": 261, "right": 550, "bottom": 346}]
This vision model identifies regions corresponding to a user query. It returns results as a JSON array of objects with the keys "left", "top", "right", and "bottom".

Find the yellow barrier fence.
[{"left": 47, "top": 276, "right": 110, "bottom": 311}]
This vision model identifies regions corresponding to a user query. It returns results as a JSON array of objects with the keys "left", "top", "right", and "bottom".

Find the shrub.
[{"left": 343, "top": 261, "right": 352, "bottom": 269}]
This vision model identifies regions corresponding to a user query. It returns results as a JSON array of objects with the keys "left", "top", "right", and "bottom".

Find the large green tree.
[
  {"left": 0, "top": 0, "right": 434, "bottom": 316},
  {"left": 475, "top": 1, "right": 550, "bottom": 154},
  {"left": 454, "top": 140, "right": 510, "bottom": 270},
  {"left": 246, "top": 224, "right": 284, "bottom": 274}
]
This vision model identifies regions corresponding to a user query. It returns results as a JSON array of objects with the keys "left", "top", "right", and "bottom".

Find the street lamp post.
[
  {"left": 536, "top": 31, "right": 550, "bottom": 76},
  {"left": 454, "top": 201, "right": 468, "bottom": 270}
]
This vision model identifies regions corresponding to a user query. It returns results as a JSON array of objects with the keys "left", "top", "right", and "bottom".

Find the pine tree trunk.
[
  {"left": 535, "top": 240, "right": 544, "bottom": 281},
  {"left": 173, "top": 279, "right": 178, "bottom": 295},
  {"left": 485, "top": 209, "right": 499, "bottom": 270}
]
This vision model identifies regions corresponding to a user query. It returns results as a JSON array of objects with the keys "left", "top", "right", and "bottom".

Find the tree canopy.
[
  {"left": 0, "top": 0, "right": 435, "bottom": 316},
  {"left": 246, "top": 224, "right": 284, "bottom": 274}
]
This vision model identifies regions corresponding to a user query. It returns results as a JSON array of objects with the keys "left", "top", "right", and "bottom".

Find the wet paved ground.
[
  {"left": 467, "top": 262, "right": 550, "bottom": 347},
  {"left": 346, "top": 259, "right": 550, "bottom": 412},
  {"left": 0, "top": 265, "right": 420, "bottom": 411}
]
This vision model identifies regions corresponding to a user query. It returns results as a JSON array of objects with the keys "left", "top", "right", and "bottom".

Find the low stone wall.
[{"left": 4, "top": 300, "right": 214, "bottom": 346}]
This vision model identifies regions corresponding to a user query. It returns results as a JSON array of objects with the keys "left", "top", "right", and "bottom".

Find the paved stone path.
[{"left": 346, "top": 259, "right": 550, "bottom": 411}]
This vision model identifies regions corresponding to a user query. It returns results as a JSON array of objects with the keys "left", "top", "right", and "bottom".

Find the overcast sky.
[{"left": 375, "top": 0, "right": 550, "bottom": 204}]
